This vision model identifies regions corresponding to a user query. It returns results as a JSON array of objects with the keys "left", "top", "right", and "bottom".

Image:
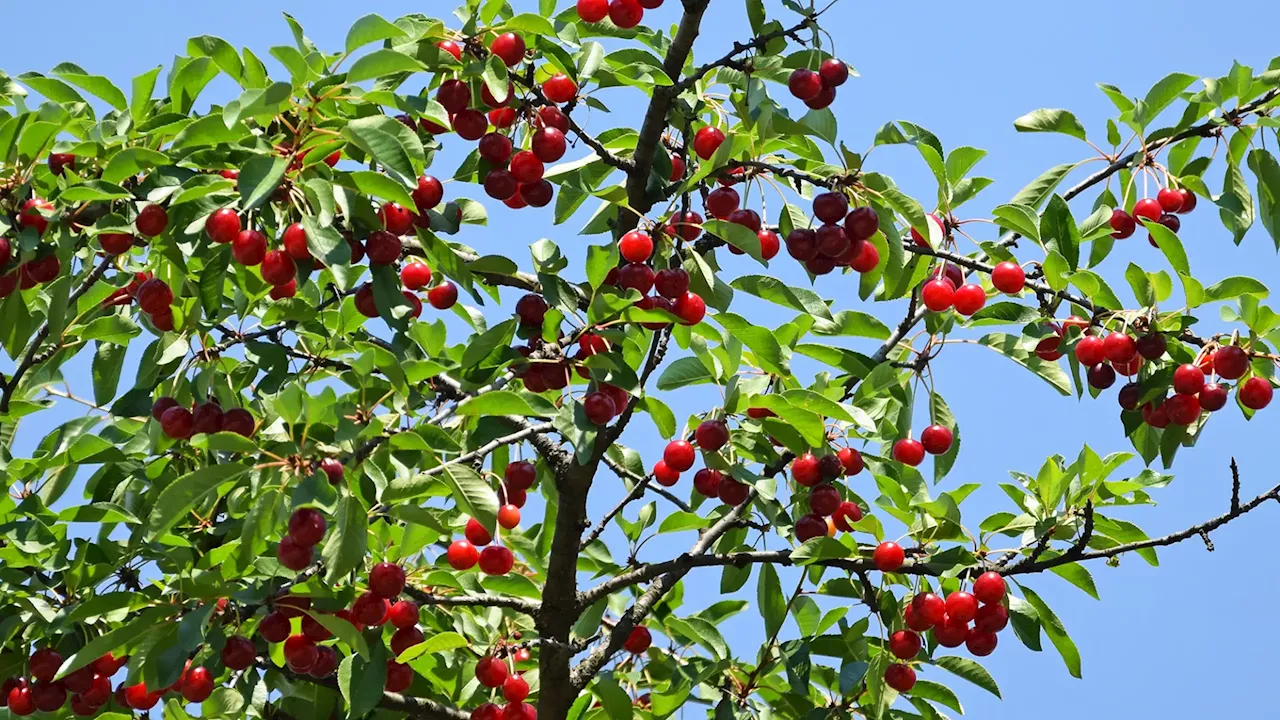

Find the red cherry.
[
  {"left": 428, "top": 282, "right": 459, "bottom": 309},
  {"left": 181, "top": 666, "right": 214, "bottom": 703},
  {"left": 509, "top": 151, "right": 544, "bottom": 184},
  {"left": 814, "top": 223, "right": 848, "bottom": 257},
  {"left": 1136, "top": 333, "right": 1167, "bottom": 360},
  {"left": 1157, "top": 187, "right": 1183, "bottom": 213},
  {"left": 1173, "top": 363, "right": 1205, "bottom": 395},
  {"left": 537, "top": 106, "right": 570, "bottom": 133},
  {"left": 160, "top": 406, "right": 194, "bottom": 439},
  {"left": 990, "top": 261, "right": 1025, "bottom": 293},
  {"left": 453, "top": 110, "right": 489, "bottom": 141},
  {"left": 692, "top": 127, "right": 725, "bottom": 160},
  {"left": 221, "top": 636, "right": 256, "bottom": 670},
  {"left": 791, "top": 452, "right": 821, "bottom": 486},
  {"left": 664, "top": 440, "right": 696, "bottom": 471},
  {"left": 1109, "top": 209, "right": 1136, "bottom": 239},
  {"left": 258, "top": 611, "right": 291, "bottom": 643},
  {"left": 884, "top": 663, "right": 915, "bottom": 692},
  {"left": 136, "top": 204, "right": 169, "bottom": 237},
  {"left": 505, "top": 461, "right": 537, "bottom": 491},
  {"left": 497, "top": 504, "right": 521, "bottom": 529},
  {"left": 390, "top": 626, "right": 425, "bottom": 656},
  {"left": 973, "top": 571, "right": 1006, "bottom": 604},
  {"left": 436, "top": 39, "right": 464, "bottom": 60},
  {"left": 352, "top": 591, "right": 390, "bottom": 626},
  {"left": 1102, "top": 332, "right": 1137, "bottom": 364},
  {"left": 888, "top": 630, "right": 921, "bottom": 659},
  {"left": 1199, "top": 383, "right": 1228, "bottom": 411},
  {"left": 484, "top": 169, "right": 519, "bottom": 201},
  {"left": 921, "top": 278, "right": 955, "bottom": 312},
  {"left": 1074, "top": 334, "right": 1105, "bottom": 366},
  {"left": 653, "top": 460, "right": 680, "bottom": 487},
  {"left": 1132, "top": 198, "right": 1162, "bottom": 222},
  {"left": 520, "top": 180, "right": 553, "bottom": 208},
  {"left": 1176, "top": 188, "right": 1197, "bottom": 213},
  {"left": 366, "top": 230, "right": 402, "bottom": 265},
  {"left": 279, "top": 223, "right": 310, "bottom": 260},
  {"left": 480, "top": 81, "right": 514, "bottom": 109},
  {"left": 966, "top": 631, "right": 998, "bottom": 657},
  {"left": 447, "top": 539, "right": 479, "bottom": 569},
  {"left": 151, "top": 396, "right": 179, "bottom": 421},
  {"left": 490, "top": 33, "right": 526, "bottom": 66},
  {"left": 221, "top": 408, "right": 255, "bottom": 437},
  {"left": 136, "top": 278, "right": 173, "bottom": 313},
  {"left": 974, "top": 603, "right": 1009, "bottom": 633},
  {"left": 934, "top": 615, "right": 970, "bottom": 647},
  {"left": 503, "top": 674, "right": 529, "bottom": 703},
  {"left": 413, "top": 175, "right": 444, "bottom": 212},
  {"left": 804, "top": 84, "right": 836, "bottom": 109},
  {"left": 310, "top": 646, "right": 338, "bottom": 678},
  {"left": 288, "top": 508, "right": 326, "bottom": 546},
  {"left": 48, "top": 152, "right": 75, "bottom": 175},
  {"left": 654, "top": 268, "right": 690, "bottom": 299},
  {"left": 920, "top": 425, "right": 953, "bottom": 455},
  {"left": 1087, "top": 363, "right": 1116, "bottom": 390},
  {"left": 479, "top": 133, "right": 513, "bottom": 165},
  {"left": 543, "top": 74, "right": 578, "bottom": 103},
  {"left": 788, "top": 68, "right": 824, "bottom": 100},
  {"left": 692, "top": 468, "right": 722, "bottom": 497},
  {"left": 952, "top": 283, "right": 985, "bottom": 316},
  {"left": 29, "top": 649, "right": 62, "bottom": 684},
  {"left": 832, "top": 501, "right": 862, "bottom": 532},
  {"left": 385, "top": 661, "right": 413, "bottom": 692},
  {"left": 531, "top": 127, "right": 567, "bottom": 163},
  {"left": 99, "top": 232, "right": 134, "bottom": 255},
  {"left": 1240, "top": 376, "right": 1273, "bottom": 410},
  {"left": 261, "top": 250, "right": 296, "bottom": 286},
  {"left": 913, "top": 592, "right": 946, "bottom": 626},
  {"left": 813, "top": 192, "right": 849, "bottom": 224},
  {"left": 819, "top": 58, "right": 849, "bottom": 87},
  {"left": 672, "top": 291, "right": 706, "bottom": 325},
  {"left": 717, "top": 477, "right": 749, "bottom": 506},
  {"left": 837, "top": 447, "right": 863, "bottom": 476},
  {"left": 277, "top": 536, "right": 313, "bottom": 571},
  {"left": 479, "top": 545, "right": 514, "bottom": 575},
  {"left": 232, "top": 229, "right": 267, "bottom": 266},
  {"left": 705, "top": 187, "right": 739, "bottom": 219},
  {"left": 1143, "top": 399, "right": 1171, "bottom": 428},
  {"left": 944, "top": 591, "right": 978, "bottom": 623},
  {"left": 607, "top": 0, "right": 644, "bottom": 27},
  {"left": 19, "top": 198, "right": 53, "bottom": 236},
  {"left": 123, "top": 683, "right": 158, "bottom": 710},
  {"left": 466, "top": 517, "right": 493, "bottom": 547},
  {"left": 786, "top": 229, "right": 818, "bottom": 261},
  {"left": 583, "top": 391, "right": 617, "bottom": 425},
  {"left": 694, "top": 419, "right": 729, "bottom": 451},
  {"left": 892, "top": 438, "right": 925, "bottom": 466},
  {"left": 808, "top": 483, "right": 841, "bottom": 516},
  {"left": 624, "top": 626, "right": 652, "bottom": 654},
  {"left": 619, "top": 231, "right": 653, "bottom": 263},
  {"left": 474, "top": 703, "right": 504, "bottom": 720},
  {"left": 1118, "top": 382, "right": 1142, "bottom": 410},
  {"left": 400, "top": 262, "right": 432, "bottom": 291},
  {"left": 514, "top": 293, "right": 548, "bottom": 327},
  {"left": 1214, "top": 345, "right": 1249, "bottom": 380},
  {"left": 873, "top": 541, "right": 904, "bottom": 572},
  {"left": 668, "top": 152, "right": 685, "bottom": 182},
  {"left": 380, "top": 203, "right": 415, "bottom": 235}
]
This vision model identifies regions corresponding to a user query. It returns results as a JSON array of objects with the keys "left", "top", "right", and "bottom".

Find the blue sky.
[{"left": 4, "top": 0, "right": 1279, "bottom": 716}]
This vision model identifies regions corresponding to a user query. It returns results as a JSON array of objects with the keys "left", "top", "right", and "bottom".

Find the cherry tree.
[{"left": 1, "top": 1, "right": 1278, "bottom": 718}]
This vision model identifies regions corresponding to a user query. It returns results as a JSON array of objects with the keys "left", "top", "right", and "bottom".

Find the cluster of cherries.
[
  {"left": 887, "top": 423, "right": 954, "bottom": 468},
  {"left": 789, "top": 446, "right": 867, "bottom": 540},
  {"left": 0, "top": 649, "right": 179, "bottom": 716},
  {"left": 782, "top": 192, "right": 883, "bottom": 275},
  {"left": 873, "top": 566, "right": 1010, "bottom": 693},
  {"left": 150, "top": 395, "right": 256, "bottom": 441},
  {"left": 446, "top": 461, "right": 535, "bottom": 575},
  {"left": 1108, "top": 187, "right": 1196, "bottom": 247},
  {"left": 276, "top": 507, "right": 328, "bottom": 572},
  {"left": 785, "top": 58, "right": 852, "bottom": 110},
  {"left": 575, "top": 0, "right": 663, "bottom": 29},
  {"left": 471, "top": 653, "right": 536, "bottom": 720}
]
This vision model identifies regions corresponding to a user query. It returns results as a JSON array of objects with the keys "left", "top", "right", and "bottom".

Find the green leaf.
[
  {"left": 54, "top": 607, "right": 171, "bottom": 679},
  {"left": 703, "top": 219, "right": 763, "bottom": 262},
  {"left": 345, "top": 13, "right": 408, "bottom": 53},
  {"left": 394, "top": 631, "right": 468, "bottom": 662},
  {"left": 586, "top": 242, "right": 619, "bottom": 290},
  {"left": 1132, "top": 72, "right": 1197, "bottom": 128},
  {"left": 322, "top": 495, "right": 368, "bottom": 583},
  {"left": 304, "top": 609, "right": 370, "bottom": 656},
  {"left": 482, "top": 54, "right": 511, "bottom": 106},
  {"left": 338, "top": 644, "right": 387, "bottom": 718},
  {"left": 810, "top": 310, "right": 890, "bottom": 339},
  {"left": 102, "top": 147, "right": 171, "bottom": 184},
  {"left": 977, "top": 333, "right": 1071, "bottom": 396},
  {"left": 345, "top": 170, "right": 416, "bottom": 210},
  {"left": 992, "top": 203, "right": 1040, "bottom": 241},
  {"left": 934, "top": 656, "right": 1001, "bottom": 698},
  {"left": 1247, "top": 149, "right": 1280, "bottom": 249},
  {"left": 342, "top": 115, "right": 425, "bottom": 180},
  {"left": 656, "top": 357, "right": 716, "bottom": 391},
  {"left": 1049, "top": 562, "right": 1099, "bottom": 599},
  {"left": 1040, "top": 195, "right": 1080, "bottom": 269},
  {"left": 456, "top": 390, "right": 554, "bottom": 418},
  {"left": 52, "top": 66, "right": 128, "bottom": 110},
  {"left": 439, "top": 464, "right": 499, "bottom": 535},
  {"left": 756, "top": 563, "right": 785, "bottom": 639},
  {"left": 1204, "top": 276, "right": 1268, "bottom": 302},
  {"left": 1011, "top": 162, "right": 1075, "bottom": 209},
  {"left": 346, "top": 49, "right": 427, "bottom": 83},
  {"left": 237, "top": 154, "right": 288, "bottom": 211},
  {"left": 144, "top": 465, "right": 250, "bottom": 541},
  {"left": 91, "top": 341, "right": 126, "bottom": 406},
  {"left": 731, "top": 274, "right": 831, "bottom": 320},
  {"left": 1013, "top": 108, "right": 1087, "bottom": 140},
  {"left": 1019, "top": 585, "right": 1082, "bottom": 678}
]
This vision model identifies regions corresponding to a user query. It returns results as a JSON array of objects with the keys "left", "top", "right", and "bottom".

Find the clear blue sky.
[{"left": 4, "top": 0, "right": 1279, "bottom": 716}]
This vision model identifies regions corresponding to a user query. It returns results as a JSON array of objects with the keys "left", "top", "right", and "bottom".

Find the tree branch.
[{"left": 404, "top": 586, "right": 539, "bottom": 615}]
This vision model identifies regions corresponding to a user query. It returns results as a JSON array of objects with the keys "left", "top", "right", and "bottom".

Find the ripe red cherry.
[
  {"left": 837, "top": 447, "right": 863, "bottom": 476},
  {"left": 966, "top": 631, "right": 998, "bottom": 657},
  {"left": 664, "top": 440, "right": 696, "bottom": 471},
  {"left": 99, "top": 232, "right": 134, "bottom": 255},
  {"left": 913, "top": 592, "right": 946, "bottom": 626},
  {"left": 136, "top": 278, "right": 173, "bottom": 314},
  {"left": 218, "top": 408, "right": 253, "bottom": 438},
  {"left": 832, "top": 500, "right": 862, "bottom": 532},
  {"left": 952, "top": 283, "right": 985, "bottom": 316},
  {"left": 29, "top": 649, "right": 62, "bottom": 684},
  {"left": 888, "top": 630, "right": 921, "bottom": 659},
  {"left": 514, "top": 293, "right": 548, "bottom": 326},
  {"left": 428, "top": 282, "right": 459, "bottom": 309},
  {"left": 490, "top": 33, "right": 526, "bottom": 67},
  {"left": 160, "top": 406, "right": 194, "bottom": 439},
  {"left": 542, "top": 73, "right": 578, "bottom": 103},
  {"left": 808, "top": 483, "right": 841, "bottom": 516},
  {"left": 892, "top": 438, "right": 925, "bottom": 466},
  {"left": 453, "top": 110, "right": 489, "bottom": 140},
  {"left": 261, "top": 250, "right": 296, "bottom": 286},
  {"left": 479, "top": 545, "right": 514, "bottom": 575},
  {"left": 465, "top": 517, "right": 492, "bottom": 547},
  {"left": 1173, "top": 363, "right": 1205, "bottom": 395},
  {"left": 505, "top": 461, "right": 537, "bottom": 491},
  {"left": 181, "top": 666, "right": 214, "bottom": 703},
  {"left": 991, "top": 261, "right": 1025, "bottom": 293},
  {"left": 474, "top": 703, "right": 504, "bottom": 720},
  {"left": 499, "top": 673, "right": 530, "bottom": 704},
  {"left": 122, "top": 683, "right": 158, "bottom": 710},
  {"left": 1101, "top": 332, "right": 1137, "bottom": 364},
  {"left": 843, "top": 206, "right": 878, "bottom": 242},
  {"left": 384, "top": 660, "right": 413, "bottom": 692},
  {"left": 1135, "top": 333, "right": 1166, "bottom": 360},
  {"left": 608, "top": 0, "right": 644, "bottom": 27},
  {"left": 279, "top": 223, "right": 310, "bottom": 260},
  {"left": 619, "top": 231, "right": 653, "bottom": 262},
  {"left": 1132, "top": 197, "right": 1162, "bottom": 222},
  {"left": 437, "top": 79, "right": 471, "bottom": 114},
  {"left": 497, "top": 504, "right": 520, "bottom": 529},
  {"left": 447, "top": 540, "right": 479, "bottom": 569},
  {"left": 391, "top": 626, "right": 424, "bottom": 656},
  {"left": 484, "top": 169, "right": 518, "bottom": 201},
  {"left": 787, "top": 68, "right": 824, "bottom": 100},
  {"left": 933, "top": 615, "right": 970, "bottom": 648},
  {"left": 921, "top": 278, "right": 954, "bottom": 312},
  {"left": 1074, "top": 334, "right": 1105, "bottom": 366},
  {"left": 479, "top": 133, "right": 513, "bottom": 165},
  {"left": 705, "top": 186, "right": 739, "bottom": 219},
  {"left": 412, "top": 175, "right": 444, "bottom": 212},
  {"left": 813, "top": 192, "right": 849, "bottom": 224},
  {"left": 353, "top": 591, "right": 390, "bottom": 626},
  {"left": 804, "top": 84, "right": 835, "bottom": 109},
  {"left": 583, "top": 391, "right": 617, "bottom": 425},
  {"left": 1240, "top": 376, "right": 1273, "bottom": 410},
  {"left": 673, "top": 291, "right": 706, "bottom": 325},
  {"left": 1143, "top": 399, "right": 1171, "bottom": 428},
  {"left": 974, "top": 603, "right": 1009, "bottom": 633},
  {"left": 945, "top": 591, "right": 978, "bottom": 623},
  {"left": 1087, "top": 363, "right": 1116, "bottom": 390},
  {"left": 288, "top": 508, "right": 326, "bottom": 546},
  {"left": 370, "top": 562, "right": 406, "bottom": 598},
  {"left": 653, "top": 460, "right": 680, "bottom": 486},
  {"left": 973, "top": 571, "right": 1006, "bottom": 603},
  {"left": 509, "top": 151, "right": 544, "bottom": 184},
  {"left": 1157, "top": 187, "right": 1183, "bottom": 213},
  {"left": 475, "top": 656, "right": 509, "bottom": 689},
  {"left": 884, "top": 663, "right": 915, "bottom": 693},
  {"left": 692, "top": 126, "right": 726, "bottom": 160},
  {"left": 481, "top": 81, "right": 514, "bottom": 109},
  {"left": 1118, "top": 382, "right": 1142, "bottom": 410},
  {"left": 19, "top": 198, "right": 53, "bottom": 236},
  {"left": 717, "top": 477, "right": 749, "bottom": 505},
  {"left": 136, "top": 204, "right": 169, "bottom": 237},
  {"left": 1166, "top": 393, "right": 1200, "bottom": 425},
  {"left": 694, "top": 419, "right": 729, "bottom": 451},
  {"left": 259, "top": 611, "right": 291, "bottom": 643},
  {"left": 819, "top": 58, "right": 849, "bottom": 87},
  {"left": 380, "top": 203, "right": 415, "bottom": 235},
  {"left": 221, "top": 636, "right": 256, "bottom": 670},
  {"left": 531, "top": 127, "right": 567, "bottom": 163},
  {"left": 231, "top": 229, "right": 266, "bottom": 266},
  {"left": 786, "top": 229, "right": 817, "bottom": 261},
  {"left": 366, "top": 230, "right": 403, "bottom": 265},
  {"left": 873, "top": 541, "right": 904, "bottom": 572},
  {"left": 1108, "top": 208, "right": 1135, "bottom": 239},
  {"left": 1176, "top": 188, "right": 1197, "bottom": 213},
  {"left": 151, "top": 396, "right": 178, "bottom": 421},
  {"left": 1199, "top": 383, "right": 1228, "bottom": 411},
  {"left": 520, "top": 180, "right": 553, "bottom": 207},
  {"left": 792, "top": 453, "right": 821, "bottom": 486},
  {"left": 814, "top": 224, "right": 848, "bottom": 257},
  {"left": 400, "top": 262, "right": 432, "bottom": 291},
  {"left": 920, "top": 425, "right": 953, "bottom": 455},
  {"left": 277, "top": 536, "right": 313, "bottom": 570},
  {"left": 692, "top": 468, "right": 722, "bottom": 497},
  {"left": 48, "top": 152, "right": 75, "bottom": 175},
  {"left": 1214, "top": 345, "right": 1249, "bottom": 379},
  {"left": 654, "top": 268, "right": 689, "bottom": 299},
  {"left": 624, "top": 626, "right": 652, "bottom": 654}
]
